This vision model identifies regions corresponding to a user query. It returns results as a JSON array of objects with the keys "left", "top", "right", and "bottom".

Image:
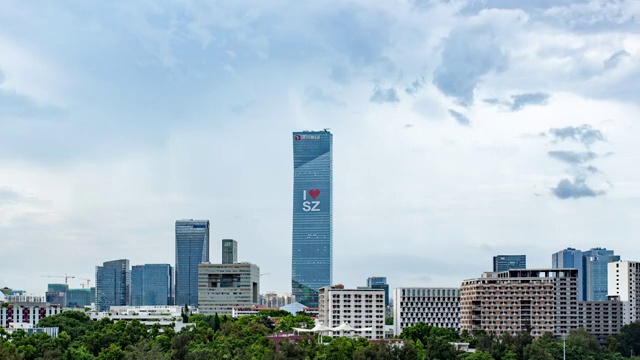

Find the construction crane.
[
  {"left": 77, "top": 278, "right": 92, "bottom": 289},
  {"left": 41, "top": 274, "right": 75, "bottom": 284},
  {"left": 259, "top": 273, "right": 271, "bottom": 276}
]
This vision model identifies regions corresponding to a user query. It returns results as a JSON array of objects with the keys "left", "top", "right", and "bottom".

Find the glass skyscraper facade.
[
  {"left": 367, "top": 277, "right": 390, "bottom": 306},
  {"left": 66, "top": 289, "right": 92, "bottom": 308},
  {"left": 552, "top": 247, "right": 584, "bottom": 300},
  {"left": 583, "top": 248, "right": 619, "bottom": 301},
  {"left": 493, "top": 255, "right": 526, "bottom": 272},
  {"left": 552, "top": 247, "right": 619, "bottom": 301},
  {"left": 131, "top": 264, "right": 173, "bottom": 306},
  {"left": 175, "top": 219, "right": 210, "bottom": 307},
  {"left": 222, "top": 239, "right": 238, "bottom": 264},
  {"left": 292, "top": 130, "right": 333, "bottom": 307},
  {"left": 96, "top": 259, "right": 130, "bottom": 312}
]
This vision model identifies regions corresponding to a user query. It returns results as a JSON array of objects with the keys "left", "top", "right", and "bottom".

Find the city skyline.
[{"left": 1, "top": 1, "right": 640, "bottom": 296}]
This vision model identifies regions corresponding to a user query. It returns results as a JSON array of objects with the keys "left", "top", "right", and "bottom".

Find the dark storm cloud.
[
  {"left": 448, "top": 109, "right": 471, "bottom": 126},
  {"left": 370, "top": 86, "right": 400, "bottom": 104},
  {"left": 549, "top": 125, "right": 605, "bottom": 147},
  {"left": 510, "top": 93, "right": 550, "bottom": 111},
  {"left": 551, "top": 177, "right": 603, "bottom": 199},
  {"left": 547, "top": 150, "right": 596, "bottom": 164},
  {"left": 433, "top": 26, "right": 507, "bottom": 105}
]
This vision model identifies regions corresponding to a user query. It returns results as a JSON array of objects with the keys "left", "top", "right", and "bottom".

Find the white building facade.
[
  {"left": 198, "top": 262, "right": 260, "bottom": 316},
  {"left": 1, "top": 295, "right": 65, "bottom": 329},
  {"left": 608, "top": 260, "right": 640, "bottom": 325},
  {"left": 393, "top": 287, "right": 460, "bottom": 336},
  {"left": 318, "top": 286, "right": 385, "bottom": 340}
]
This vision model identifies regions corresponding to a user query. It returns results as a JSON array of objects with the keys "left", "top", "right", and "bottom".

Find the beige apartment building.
[
  {"left": 460, "top": 268, "right": 622, "bottom": 341},
  {"left": 318, "top": 285, "right": 386, "bottom": 340}
]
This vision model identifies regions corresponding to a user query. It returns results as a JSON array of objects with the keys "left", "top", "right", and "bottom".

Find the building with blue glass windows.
[
  {"left": 96, "top": 259, "right": 130, "bottom": 311},
  {"left": 175, "top": 220, "right": 210, "bottom": 307},
  {"left": 552, "top": 247, "right": 619, "bottom": 301},
  {"left": 131, "top": 264, "right": 173, "bottom": 306},
  {"left": 493, "top": 255, "right": 526, "bottom": 272},
  {"left": 367, "top": 277, "right": 390, "bottom": 307},
  {"left": 292, "top": 130, "right": 332, "bottom": 307}
]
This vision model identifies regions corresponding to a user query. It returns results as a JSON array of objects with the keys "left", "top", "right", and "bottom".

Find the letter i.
[{"left": 303, "top": 190, "right": 307, "bottom": 200}]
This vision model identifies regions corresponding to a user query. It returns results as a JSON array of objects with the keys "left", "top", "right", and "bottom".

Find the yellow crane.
[{"left": 41, "top": 274, "right": 75, "bottom": 285}]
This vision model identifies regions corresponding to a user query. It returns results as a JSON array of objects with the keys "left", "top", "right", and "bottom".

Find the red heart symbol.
[{"left": 309, "top": 189, "right": 320, "bottom": 200}]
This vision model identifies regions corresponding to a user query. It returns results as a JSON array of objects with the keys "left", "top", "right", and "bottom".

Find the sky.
[{"left": 1, "top": 0, "right": 639, "bottom": 299}]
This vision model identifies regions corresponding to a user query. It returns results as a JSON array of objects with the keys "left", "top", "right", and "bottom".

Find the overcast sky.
[{"left": 1, "top": 0, "right": 639, "bottom": 298}]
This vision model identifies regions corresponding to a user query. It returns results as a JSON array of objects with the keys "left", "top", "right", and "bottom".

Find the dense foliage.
[{"left": 2, "top": 311, "right": 640, "bottom": 359}]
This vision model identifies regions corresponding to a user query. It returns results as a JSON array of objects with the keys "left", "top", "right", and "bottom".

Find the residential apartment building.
[
  {"left": 608, "top": 260, "right": 640, "bottom": 325},
  {"left": 260, "top": 292, "right": 296, "bottom": 308},
  {"left": 197, "top": 262, "right": 260, "bottom": 316},
  {"left": 0, "top": 294, "right": 65, "bottom": 329},
  {"left": 393, "top": 287, "right": 460, "bottom": 336},
  {"left": 552, "top": 248, "right": 584, "bottom": 300},
  {"left": 318, "top": 285, "right": 385, "bottom": 340},
  {"left": 460, "top": 269, "right": 622, "bottom": 340}
]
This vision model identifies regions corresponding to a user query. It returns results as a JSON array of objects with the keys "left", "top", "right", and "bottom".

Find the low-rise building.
[
  {"left": 198, "top": 262, "right": 260, "bottom": 316},
  {"left": 393, "top": 287, "right": 460, "bottom": 336},
  {"left": 0, "top": 294, "right": 65, "bottom": 329},
  {"left": 318, "top": 285, "right": 385, "bottom": 340}
]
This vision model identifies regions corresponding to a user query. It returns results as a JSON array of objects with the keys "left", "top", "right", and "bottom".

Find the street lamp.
[{"left": 562, "top": 333, "right": 566, "bottom": 360}]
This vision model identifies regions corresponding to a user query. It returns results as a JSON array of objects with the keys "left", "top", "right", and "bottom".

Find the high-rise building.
[
  {"left": 552, "top": 248, "right": 584, "bottom": 300},
  {"left": 583, "top": 248, "right": 620, "bottom": 301},
  {"left": 131, "top": 264, "right": 173, "bottom": 306},
  {"left": 608, "top": 260, "right": 640, "bottom": 324},
  {"left": 492, "top": 255, "right": 526, "bottom": 272},
  {"left": 367, "top": 277, "right": 390, "bottom": 307},
  {"left": 175, "top": 219, "right": 210, "bottom": 307},
  {"left": 66, "top": 289, "right": 92, "bottom": 308},
  {"left": 96, "top": 259, "right": 130, "bottom": 312},
  {"left": 222, "top": 239, "right": 238, "bottom": 264},
  {"left": 197, "top": 262, "right": 260, "bottom": 315},
  {"left": 45, "top": 284, "right": 68, "bottom": 307},
  {"left": 460, "top": 269, "right": 623, "bottom": 341},
  {"left": 393, "top": 287, "right": 460, "bottom": 336},
  {"left": 318, "top": 285, "right": 386, "bottom": 340},
  {"left": 292, "top": 130, "right": 333, "bottom": 307}
]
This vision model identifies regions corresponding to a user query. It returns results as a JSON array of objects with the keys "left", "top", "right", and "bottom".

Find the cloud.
[
  {"left": 448, "top": 109, "right": 471, "bottom": 126},
  {"left": 547, "top": 150, "right": 596, "bottom": 164},
  {"left": 0, "top": 188, "right": 23, "bottom": 203},
  {"left": 405, "top": 77, "right": 425, "bottom": 95},
  {"left": 549, "top": 125, "right": 605, "bottom": 147},
  {"left": 510, "top": 93, "right": 550, "bottom": 111},
  {"left": 604, "top": 50, "right": 630, "bottom": 70},
  {"left": 370, "top": 86, "right": 400, "bottom": 104},
  {"left": 433, "top": 25, "right": 508, "bottom": 105},
  {"left": 551, "top": 177, "right": 603, "bottom": 200}
]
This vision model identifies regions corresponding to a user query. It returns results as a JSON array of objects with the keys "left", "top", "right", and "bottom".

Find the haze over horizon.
[{"left": 1, "top": 0, "right": 639, "bottom": 297}]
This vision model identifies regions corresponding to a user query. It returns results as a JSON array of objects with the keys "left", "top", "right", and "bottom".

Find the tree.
[
  {"left": 171, "top": 333, "right": 190, "bottom": 360},
  {"left": 97, "top": 344, "right": 125, "bottom": 360},
  {"left": 618, "top": 321, "right": 640, "bottom": 357}
]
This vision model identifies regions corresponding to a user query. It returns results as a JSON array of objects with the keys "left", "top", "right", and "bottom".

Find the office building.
[
  {"left": 584, "top": 248, "right": 620, "bottom": 301},
  {"left": 222, "top": 239, "right": 238, "bottom": 264},
  {"left": 552, "top": 248, "right": 584, "bottom": 300},
  {"left": 66, "top": 289, "right": 92, "bottom": 308},
  {"left": 493, "top": 255, "right": 526, "bottom": 272},
  {"left": 198, "top": 262, "right": 260, "bottom": 316},
  {"left": 45, "top": 284, "right": 68, "bottom": 307},
  {"left": 393, "top": 287, "right": 460, "bottom": 336},
  {"left": 318, "top": 285, "right": 385, "bottom": 340},
  {"left": 460, "top": 269, "right": 622, "bottom": 341},
  {"left": 292, "top": 130, "right": 333, "bottom": 307},
  {"left": 175, "top": 219, "right": 210, "bottom": 307},
  {"left": 367, "top": 277, "right": 390, "bottom": 307},
  {"left": 608, "top": 261, "right": 640, "bottom": 325},
  {"left": 96, "top": 259, "right": 131, "bottom": 312},
  {"left": 260, "top": 292, "right": 296, "bottom": 308},
  {"left": 1, "top": 294, "right": 65, "bottom": 329},
  {"left": 131, "top": 264, "right": 173, "bottom": 306}
]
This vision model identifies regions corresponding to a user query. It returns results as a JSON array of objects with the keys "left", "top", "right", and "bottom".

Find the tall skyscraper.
[
  {"left": 493, "top": 255, "right": 526, "bottom": 272},
  {"left": 175, "top": 219, "right": 210, "bottom": 307},
  {"left": 552, "top": 247, "right": 584, "bottom": 300},
  {"left": 583, "top": 248, "right": 619, "bottom": 301},
  {"left": 552, "top": 247, "right": 619, "bottom": 301},
  {"left": 96, "top": 259, "right": 130, "bottom": 312},
  {"left": 292, "top": 130, "right": 333, "bottom": 307},
  {"left": 131, "top": 264, "right": 173, "bottom": 306},
  {"left": 222, "top": 239, "right": 238, "bottom": 264}
]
